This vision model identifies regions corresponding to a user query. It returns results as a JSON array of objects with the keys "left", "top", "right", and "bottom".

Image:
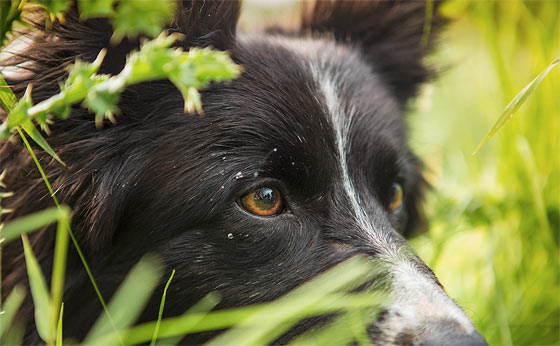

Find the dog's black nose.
[{"left": 417, "top": 320, "right": 488, "bottom": 346}]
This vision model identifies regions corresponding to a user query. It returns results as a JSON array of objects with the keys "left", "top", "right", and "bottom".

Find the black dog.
[{"left": 1, "top": 1, "right": 487, "bottom": 344}]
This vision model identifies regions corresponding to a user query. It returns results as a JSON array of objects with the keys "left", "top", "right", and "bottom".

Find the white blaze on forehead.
[
  {"left": 259, "top": 35, "right": 476, "bottom": 336},
  {"left": 299, "top": 41, "right": 476, "bottom": 335},
  {"left": 313, "top": 64, "right": 402, "bottom": 255}
]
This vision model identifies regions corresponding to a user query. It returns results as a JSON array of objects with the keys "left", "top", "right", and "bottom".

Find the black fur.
[{"left": 0, "top": 1, "right": 486, "bottom": 345}]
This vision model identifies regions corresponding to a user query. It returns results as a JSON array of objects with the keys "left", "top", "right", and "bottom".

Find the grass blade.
[
  {"left": 50, "top": 213, "right": 70, "bottom": 343},
  {"left": 207, "top": 256, "right": 379, "bottom": 346},
  {"left": 56, "top": 303, "right": 63, "bottom": 346},
  {"left": 22, "top": 233, "right": 53, "bottom": 344},
  {"left": 17, "top": 126, "right": 120, "bottom": 340},
  {"left": 150, "top": 269, "right": 175, "bottom": 346},
  {"left": 0, "top": 206, "right": 70, "bottom": 244},
  {"left": 93, "top": 290, "right": 385, "bottom": 346},
  {"left": 473, "top": 57, "right": 559, "bottom": 154},
  {"left": 0, "top": 285, "right": 26, "bottom": 339},
  {"left": 121, "top": 292, "right": 221, "bottom": 346},
  {"left": 84, "top": 255, "right": 163, "bottom": 345}
]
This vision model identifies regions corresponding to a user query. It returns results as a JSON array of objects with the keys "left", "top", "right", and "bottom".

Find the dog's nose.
[{"left": 417, "top": 320, "right": 488, "bottom": 346}]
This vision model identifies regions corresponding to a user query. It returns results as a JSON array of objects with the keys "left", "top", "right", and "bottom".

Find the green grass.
[{"left": 409, "top": 1, "right": 560, "bottom": 344}]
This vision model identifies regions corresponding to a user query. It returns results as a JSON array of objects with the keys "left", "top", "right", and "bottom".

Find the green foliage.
[
  {"left": 84, "top": 256, "right": 162, "bottom": 345},
  {"left": 0, "top": 32, "right": 241, "bottom": 134},
  {"left": 474, "top": 57, "right": 559, "bottom": 154},
  {"left": 0, "top": 285, "right": 25, "bottom": 340},
  {"left": 22, "top": 233, "right": 53, "bottom": 343},
  {"left": 0, "top": 1, "right": 243, "bottom": 346},
  {"left": 111, "top": 0, "right": 176, "bottom": 43},
  {"left": 410, "top": 1, "right": 560, "bottom": 344},
  {"left": 77, "top": 0, "right": 115, "bottom": 18},
  {"left": 0, "top": 206, "right": 69, "bottom": 244},
  {"left": 150, "top": 269, "right": 175, "bottom": 346},
  {"left": 0, "top": 0, "right": 22, "bottom": 46},
  {"left": 87, "top": 257, "right": 385, "bottom": 346}
]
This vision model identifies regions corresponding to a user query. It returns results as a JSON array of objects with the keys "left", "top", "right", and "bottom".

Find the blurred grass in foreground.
[{"left": 409, "top": 1, "right": 560, "bottom": 345}]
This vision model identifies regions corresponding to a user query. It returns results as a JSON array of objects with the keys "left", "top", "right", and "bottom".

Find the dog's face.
[{"left": 2, "top": 1, "right": 487, "bottom": 345}]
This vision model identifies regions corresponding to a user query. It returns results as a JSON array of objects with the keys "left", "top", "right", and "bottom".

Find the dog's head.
[{"left": 1, "top": 1, "right": 487, "bottom": 344}]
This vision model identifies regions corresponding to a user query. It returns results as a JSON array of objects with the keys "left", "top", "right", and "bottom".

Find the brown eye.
[
  {"left": 241, "top": 187, "right": 284, "bottom": 216},
  {"left": 389, "top": 183, "right": 404, "bottom": 214}
]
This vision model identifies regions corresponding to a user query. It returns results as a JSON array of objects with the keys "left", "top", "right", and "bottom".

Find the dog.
[{"left": 1, "top": 1, "right": 487, "bottom": 344}]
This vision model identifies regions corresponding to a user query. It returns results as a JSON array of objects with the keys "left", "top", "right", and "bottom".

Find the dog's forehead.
[{"left": 219, "top": 35, "right": 406, "bottom": 174}]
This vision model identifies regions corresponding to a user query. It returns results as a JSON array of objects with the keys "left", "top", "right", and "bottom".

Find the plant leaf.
[
  {"left": 55, "top": 303, "right": 63, "bottom": 346},
  {"left": 0, "top": 285, "right": 26, "bottom": 338},
  {"left": 207, "top": 256, "right": 379, "bottom": 346},
  {"left": 0, "top": 0, "right": 22, "bottom": 46},
  {"left": 22, "top": 233, "right": 53, "bottom": 343},
  {"left": 150, "top": 269, "right": 175, "bottom": 346},
  {"left": 50, "top": 212, "right": 70, "bottom": 342},
  {"left": 20, "top": 121, "right": 66, "bottom": 166},
  {"left": 110, "top": 0, "right": 176, "bottom": 43},
  {"left": 77, "top": 0, "right": 115, "bottom": 18},
  {"left": 0, "top": 76, "right": 66, "bottom": 164},
  {"left": 0, "top": 74, "right": 18, "bottom": 112},
  {"left": 473, "top": 57, "right": 560, "bottom": 154},
  {"left": 0, "top": 206, "right": 70, "bottom": 244},
  {"left": 84, "top": 255, "right": 162, "bottom": 345}
]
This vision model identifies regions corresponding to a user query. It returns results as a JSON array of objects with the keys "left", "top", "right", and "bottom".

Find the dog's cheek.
[{"left": 154, "top": 217, "right": 339, "bottom": 308}]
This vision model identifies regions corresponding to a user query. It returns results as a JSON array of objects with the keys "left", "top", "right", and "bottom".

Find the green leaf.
[
  {"left": 50, "top": 213, "right": 70, "bottom": 342},
  {"left": 111, "top": 0, "right": 176, "bottom": 43},
  {"left": 207, "top": 256, "right": 380, "bottom": 346},
  {"left": 151, "top": 270, "right": 175, "bottom": 346},
  {"left": 0, "top": 74, "right": 18, "bottom": 113},
  {"left": 22, "top": 233, "right": 53, "bottom": 343},
  {"left": 84, "top": 255, "right": 162, "bottom": 345},
  {"left": 0, "top": 285, "right": 26, "bottom": 338},
  {"left": 0, "top": 84, "right": 33, "bottom": 139},
  {"left": 20, "top": 120, "right": 66, "bottom": 166},
  {"left": 77, "top": 0, "right": 115, "bottom": 18},
  {"left": 473, "top": 57, "right": 560, "bottom": 154},
  {"left": 0, "top": 77, "right": 65, "bottom": 164},
  {"left": 90, "top": 259, "right": 386, "bottom": 346},
  {"left": 0, "top": 0, "right": 23, "bottom": 46},
  {"left": 35, "top": 0, "right": 69, "bottom": 14},
  {"left": 55, "top": 303, "right": 63, "bottom": 346},
  {"left": 0, "top": 206, "right": 71, "bottom": 244}
]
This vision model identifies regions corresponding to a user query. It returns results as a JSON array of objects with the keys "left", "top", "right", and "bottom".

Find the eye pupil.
[
  {"left": 253, "top": 188, "right": 277, "bottom": 209},
  {"left": 241, "top": 186, "right": 284, "bottom": 216},
  {"left": 389, "top": 183, "right": 404, "bottom": 214}
]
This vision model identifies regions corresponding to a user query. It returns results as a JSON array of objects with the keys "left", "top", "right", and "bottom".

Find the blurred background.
[{"left": 242, "top": 1, "right": 559, "bottom": 345}]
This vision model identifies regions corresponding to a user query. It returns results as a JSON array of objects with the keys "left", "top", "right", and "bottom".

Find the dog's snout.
[{"left": 417, "top": 320, "right": 488, "bottom": 346}]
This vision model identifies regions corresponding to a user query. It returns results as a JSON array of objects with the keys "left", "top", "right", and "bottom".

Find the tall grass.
[{"left": 410, "top": 1, "right": 560, "bottom": 345}]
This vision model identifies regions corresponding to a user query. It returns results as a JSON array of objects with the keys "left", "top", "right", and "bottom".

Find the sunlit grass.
[{"left": 410, "top": 1, "right": 560, "bottom": 345}]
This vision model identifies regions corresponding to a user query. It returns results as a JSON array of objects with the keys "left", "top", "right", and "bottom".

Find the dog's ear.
[
  {"left": 173, "top": 0, "right": 241, "bottom": 50},
  {"left": 302, "top": 0, "right": 445, "bottom": 103}
]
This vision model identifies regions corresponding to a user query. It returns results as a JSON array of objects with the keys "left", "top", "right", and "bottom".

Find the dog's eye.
[
  {"left": 241, "top": 187, "right": 284, "bottom": 216},
  {"left": 389, "top": 183, "right": 404, "bottom": 214}
]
